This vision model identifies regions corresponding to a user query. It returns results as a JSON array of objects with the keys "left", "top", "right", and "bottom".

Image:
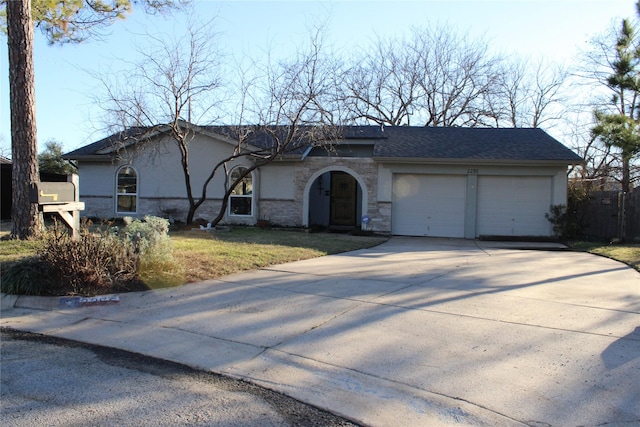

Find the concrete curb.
[{"left": 0, "top": 292, "right": 18, "bottom": 311}]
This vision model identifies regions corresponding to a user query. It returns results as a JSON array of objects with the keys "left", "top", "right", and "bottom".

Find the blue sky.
[{"left": 0, "top": 0, "right": 637, "bottom": 155}]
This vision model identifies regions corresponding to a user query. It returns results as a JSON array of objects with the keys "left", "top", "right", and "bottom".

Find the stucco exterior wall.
[
  {"left": 129, "top": 135, "right": 247, "bottom": 199},
  {"left": 76, "top": 134, "right": 253, "bottom": 222},
  {"left": 78, "top": 163, "right": 115, "bottom": 196},
  {"left": 260, "top": 163, "right": 296, "bottom": 200}
]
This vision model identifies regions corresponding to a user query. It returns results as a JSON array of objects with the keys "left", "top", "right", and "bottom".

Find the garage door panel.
[
  {"left": 392, "top": 174, "right": 465, "bottom": 237},
  {"left": 477, "top": 176, "right": 551, "bottom": 237}
]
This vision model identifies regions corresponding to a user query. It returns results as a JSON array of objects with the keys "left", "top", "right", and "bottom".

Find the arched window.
[
  {"left": 116, "top": 166, "right": 137, "bottom": 214},
  {"left": 229, "top": 167, "right": 252, "bottom": 216}
]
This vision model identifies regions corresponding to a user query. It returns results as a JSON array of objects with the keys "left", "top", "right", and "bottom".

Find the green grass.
[
  {"left": 1, "top": 226, "right": 388, "bottom": 287},
  {"left": 0, "top": 237, "right": 41, "bottom": 265},
  {"left": 171, "top": 227, "right": 388, "bottom": 282},
  {"left": 568, "top": 241, "right": 640, "bottom": 272}
]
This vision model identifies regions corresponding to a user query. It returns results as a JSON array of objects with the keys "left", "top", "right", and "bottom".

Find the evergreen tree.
[
  {"left": 592, "top": 19, "right": 640, "bottom": 192},
  {"left": 38, "top": 140, "right": 75, "bottom": 175}
]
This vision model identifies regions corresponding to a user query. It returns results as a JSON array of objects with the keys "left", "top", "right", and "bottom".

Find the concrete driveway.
[{"left": 2, "top": 237, "right": 639, "bottom": 426}]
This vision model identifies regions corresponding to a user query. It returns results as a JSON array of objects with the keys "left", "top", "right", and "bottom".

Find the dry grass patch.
[
  {"left": 587, "top": 245, "right": 640, "bottom": 272},
  {"left": 171, "top": 227, "right": 388, "bottom": 282},
  {"left": 569, "top": 241, "right": 640, "bottom": 272}
]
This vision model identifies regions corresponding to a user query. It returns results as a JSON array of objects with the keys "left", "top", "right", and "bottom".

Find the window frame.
[
  {"left": 115, "top": 165, "right": 138, "bottom": 215},
  {"left": 228, "top": 166, "right": 253, "bottom": 217}
]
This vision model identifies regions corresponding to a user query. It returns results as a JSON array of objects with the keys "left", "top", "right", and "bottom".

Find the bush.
[
  {"left": 35, "top": 221, "right": 141, "bottom": 295},
  {"left": 0, "top": 258, "right": 50, "bottom": 295},
  {"left": 1, "top": 216, "right": 183, "bottom": 296},
  {"left": 121, "top": 216, "right": 172, "bottom": 259},
  {"left": 545, "top": 184, "right": 590, "bottom": 240},
  {"left": 122, "top": 216, "right": 184, "bottom": 289}
]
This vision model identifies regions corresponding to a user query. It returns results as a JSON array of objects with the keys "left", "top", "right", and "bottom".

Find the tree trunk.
[
  {"left": 7, "top": 0, "right": 42, "bottom": 239},
  {"left": 621, "top": 156, "right": 630, "bottom": 194}
]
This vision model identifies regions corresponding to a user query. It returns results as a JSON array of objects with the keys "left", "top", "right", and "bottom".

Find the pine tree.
[
  {"left": 592, "top": 19, "right": 640, "bottom": 193},
  {"left": 7, "top": 0, "right": 41, "bottom": 239}
]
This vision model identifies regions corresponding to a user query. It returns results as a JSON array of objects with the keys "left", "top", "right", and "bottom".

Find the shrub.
[
  {"left": 546, "top": 205, "right": 574, "bottom": 239},
  {"left": 121, "top": 216, "right": 172, "bottom": 258},
  {"left": 36, "top": 221, "right": 141, "bottom": 295},
  {"left": 122, "top": 216, "right": 184, "bottom": 289},
  {"left": 545, "top": 184, "right": 591, "bottom": 240},
  {"left": 1, "top": 216, "right": 182, "bottom": 296},
  {"left": 0, "top": 258, "right": 50, "bottom": 295}
]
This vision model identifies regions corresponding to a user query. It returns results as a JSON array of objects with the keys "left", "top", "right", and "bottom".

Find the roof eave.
[
  {"left": 62, "top": 154, "right": 112, "bottom": 162},
  {"left": 373, "top": 157, "right": 584, "bottom": 166}
]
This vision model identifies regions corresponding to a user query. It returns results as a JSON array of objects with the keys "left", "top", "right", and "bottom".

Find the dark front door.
[{"left": 330, "top": 171, "right": 357, "bottom": 226}]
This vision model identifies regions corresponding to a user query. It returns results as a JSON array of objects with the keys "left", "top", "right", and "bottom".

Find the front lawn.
[
  {"left": 0, "top": 226, "right": 388, "bottom": 292},
  {"left": 568, "top": 241, "right": 640, "bottom": 272},
  {"left": 171, "top": 227, "right": 388, "bottom": 282}
]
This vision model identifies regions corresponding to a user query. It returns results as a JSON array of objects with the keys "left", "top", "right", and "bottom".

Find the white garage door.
[
  {"left": 477, "top": 176, "right": 552, "bottom": 237},
  {"left": 392, "top": 174, "right": 466, "bottom": 237}
]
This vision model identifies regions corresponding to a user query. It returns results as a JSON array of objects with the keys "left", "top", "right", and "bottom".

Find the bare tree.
[
  {"left": 342, "top": 25, "right": 571, "bottom": 131},
  {"left": 97, "top": 19, "right": 225, "bottom": 224},
  {"left": 206, "top": 26, "right": 343, "bottom": 226},
  {"left": 563, "top": 113, "right": 617, "bottom": 186},
  {"left": 410, "top": 25, "right": 502, "bottom": 127},
  {"left": 343, "top": 36, "right": 421, "bottom": 126},
  {"left": 343, "top": 25, "right": 503, "bottom": 128},
  {"left": 99, "top": 24, "right": 341, "bottom": 225},
  {"left": 0, "top": 135, "right": 10, "bottom": 159},
  {"left": 487, "top": 58, "right": 568, "bottom": 129}
]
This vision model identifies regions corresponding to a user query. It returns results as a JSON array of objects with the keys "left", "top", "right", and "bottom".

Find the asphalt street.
[{"left": 0, "top": 328, "right": 358, "bottom": 427}]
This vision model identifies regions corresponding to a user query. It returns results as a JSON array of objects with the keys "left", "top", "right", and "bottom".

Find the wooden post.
[
  {"left": 31, "top": 174, "right": 84, "bottom": 240},
  {"left": 69, "top": 173, "right": 80, "bottom": 240}
]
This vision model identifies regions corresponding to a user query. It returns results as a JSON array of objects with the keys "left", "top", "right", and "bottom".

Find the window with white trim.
[
  {"left": 229, "top": 167, "right": 252, "bottom": 216},
  {"left": 116, "top": 166, "right": 137, "bottom": 214}
]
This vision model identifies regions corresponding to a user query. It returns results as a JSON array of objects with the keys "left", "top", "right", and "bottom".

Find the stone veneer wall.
[
  {"left": 372, "top": 201, "right": 391, "bottom": 234},
  {"left": 79, "top": 196, "right": 114, "bottom": 219},
  {"left": 258, "top": 200, "right": 301, "bottom": 227},
  {"left": 288, "top": 157, "right": 392, "bottom": 234},
  {"left": 138, "top": 198, "right": 224, "bottom": 224},
  {"left": 81, "top": 195, "right": 224, "bottom": 224}
]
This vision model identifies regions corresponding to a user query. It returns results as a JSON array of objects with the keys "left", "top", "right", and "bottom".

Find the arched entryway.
[{"left": 303, "top": 167, "right": 367, "bottom": 231}]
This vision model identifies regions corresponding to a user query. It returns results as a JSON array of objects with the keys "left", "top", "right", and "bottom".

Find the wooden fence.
[{"left": 580, "top": 187, "right": 640, "bottom": 242}]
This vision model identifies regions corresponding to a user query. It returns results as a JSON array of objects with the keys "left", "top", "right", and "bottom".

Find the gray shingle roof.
[
  {"left": 64, "top": 125, "right": 582, "bottom": 163},
  {"left": 371, "top": 126, "right": 583, "bottom": 162},
  {"left": 63, "top": 127, "right": 150, "bottom": 158}
]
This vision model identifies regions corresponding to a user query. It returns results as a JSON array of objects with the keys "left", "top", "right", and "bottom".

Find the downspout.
[{"left": 301, "top": 146, "right": 313, "bottom": 160}]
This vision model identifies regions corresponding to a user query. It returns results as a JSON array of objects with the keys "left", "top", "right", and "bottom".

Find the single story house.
[{"left": 63, "top": 125, "right": 583, "bottom": 239}]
